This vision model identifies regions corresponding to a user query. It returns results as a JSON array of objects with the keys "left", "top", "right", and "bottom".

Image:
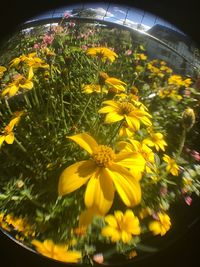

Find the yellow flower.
[
  {"left": 4, "top": 214, "right": 35, "bottom": 237},
  {"left": 98, "top": 100, "right": 152, "bottom": 131},
  {"left": 168, "top": 75, "right": 192, "bottom": 87},
  {"left": 9, "top": 52, "right": 36, "bottom": 68},
  {"left": 158, "top": 87, "right": 182, "bottom": 101},
  {"left": 105, "top": 77, "right": 126, "bottom": 93},
  {"left": 138, "top": 207, "right": 152, "bottom": 219},
  {"left": 101, "top": 209, "right": 141, "bottom": 243},
  {"left": 0, "top": 66, "right": 7, "bottom": 79},
  {"left": 163, "top": 154, "right": 179, "bottom": 176},
  {"left": 86, "top": 47, "right": 118, "bottom": 62},
  {"left": 32, "top": 239, "right": 81, "bottom": 263},
  {"left": 149, "top": 212, "right": 171, "bottom": 236},
  {"left": 143, "top": 131, "right": 167, "bottom": 151},
  {"left": 58, "top": 133, "right": 145, "bottom": 214},
  {"left": 0, "top": 213, "right": 10, "bottom": 231},
  {"left": 2, "top": 67, "right": 34, "bottom": 97},
  {"left": 82, "top": 84, "right": 102, "bottom": 94},
  {"left": 134, "top": 53, "right": 147, "bottom": 61},
  {"left": 0, "top": 112, "right": 23, "bottom": 147},
  {"left": 119, "top": 122, "right": 135, "bottom": 138}
]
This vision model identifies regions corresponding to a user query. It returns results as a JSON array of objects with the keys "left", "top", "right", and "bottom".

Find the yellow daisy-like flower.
[
  {"left": 58, "top": 133, "right": 145, "bottom": 215},
  {"left": 143, "top": 131, "right": 167, "bottom": 151},
  {"left": 163, "top": 154, "right": 179, "bottom": 176},
  {"left": 105, "top": 77, "right": 126, "bottom": 93},
  {"left": 86, "top": 47, "right": 118, "bottom": 62},
  {"left": 149, "top": 212, "right": 171, "bottom": 236},
  {"left": 119, "top": 122, "right": 135, "bottom": 138},
  {"left": 0, "top": 112, "right": 23, "bottom": 147},
  {"left": 0, "top": 66, "right": 7, "bottom": 79},
  {"left": 168, "top": 75, "right": 192, "bottom": 87},
  {"left": 2, "top": 67, "right": 34, "bottom": 97},
  {"left": 98, "top": 100, "right": 152, "bottom": 131},
  {"left": 82, "top": 84, "right": 102, "bottom": 94},
  {"left": 32, "top": 239, "right": 81, "bottom": 263},
  {"left": 101, "top": 209, "right": 141, "bottom": 243}
]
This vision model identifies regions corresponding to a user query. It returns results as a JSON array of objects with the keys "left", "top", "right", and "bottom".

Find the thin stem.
[
  {"left": 176, "top": 127, "right": 186, "bottom": 158},
  {"left": 76, "top": 96, "right": 92, "bottom": 126},
  {"left": 14, "top": 137, "right": 27, "bottom": 153},
  {"left": 108, "top": 121, "right": 123, "bottom": 145},
  {"left": 5, "top": 99, "right": 13, "bottom": 115}
]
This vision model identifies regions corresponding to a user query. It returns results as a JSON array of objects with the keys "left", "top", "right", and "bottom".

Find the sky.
[{"left": 25, "top": 1, "right": 185, "bottom": 34}]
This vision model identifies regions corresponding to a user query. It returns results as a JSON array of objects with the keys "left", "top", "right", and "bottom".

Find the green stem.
[
  {"left": 108, "top": 121, "right": 123, "bottom": 145},
  {"left": 23, "top": 94, "right": 32, "bottom": 109},
  {"left": 5, "top": 99, "right": 13, "bottom": 115},
  {"left": 176, "top": 127, "right": 187, "bottom": 158},
  {"left": 14, "top": 137, "right": 27, "bottom": 153},
  {"left": 76, "top": 96, "right": 92, "bottom": 126}
]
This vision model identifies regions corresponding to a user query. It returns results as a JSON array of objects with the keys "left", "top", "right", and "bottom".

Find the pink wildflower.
[{"left": 185, "top": 196, "right": 192, "bottom": 206}]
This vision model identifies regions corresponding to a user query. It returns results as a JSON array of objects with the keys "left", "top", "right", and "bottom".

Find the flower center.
[
  {"left": 119, "top": 102, "right": 134, "bottom": 115},
  {"left": 92, "top": 145, "right": 115, "bottom": 167}
]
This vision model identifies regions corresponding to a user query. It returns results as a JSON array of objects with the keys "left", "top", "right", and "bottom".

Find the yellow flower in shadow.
[
  {"left": 101, "top": 209, "right": 141, "bottom": 243},
  {"left": 2, "top": 67, "right": 34, "bottom": 97},
  {"left": 163, "top": 154, "right": 179, "bottom": 176},
  {"left": 0, "top": 112, "right": 23, "bottom": 147},
  {"left": 86, "top": 47, "right": 118, "bottom": 62},
  {"left": 32, "top": 239, "right": 81, "bottom": 263},
  {"left": 149, "top": 212, "right": 171, "bottom": 236},
  {"left": 0, "top": 66, "right": 7, "bottom": 79},
  {"left": 58, "top": 133, "right": 144, "bottom": 215}
]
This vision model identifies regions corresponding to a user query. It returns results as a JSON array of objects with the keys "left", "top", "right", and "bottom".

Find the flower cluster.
[{"left": 0, "top": 19, "right": 199, "bottom": 266}]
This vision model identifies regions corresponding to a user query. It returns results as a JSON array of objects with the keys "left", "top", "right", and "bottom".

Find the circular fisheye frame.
[{"left": 0, "top": 2, "right": 200, "bottom": 266}]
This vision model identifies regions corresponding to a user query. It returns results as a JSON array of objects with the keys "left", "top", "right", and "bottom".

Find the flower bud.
[
  {"left": 182, "top": 108, "right": 195, "bottom": 131},
  {"left": 99, "top": 72, "right": 109, "bottom": 86}
]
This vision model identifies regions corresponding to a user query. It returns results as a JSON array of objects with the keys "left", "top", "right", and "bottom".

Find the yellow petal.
[
  {"left": 79, "top": 206, "right": 102, "bottom": 227},
  {"left": 28, "top": 67, "right": 34, "bottom": 80},
  {"left": 105, "top": 215, "right": 117, "bottom": 228},
  {"left": 98, "top": 105, "right": 116, "bottom": 113},
  {"left": 20, "top": 80, "right": 33, "bottom": 90},
  {"left": 101, "top": 226, "right": 121, "bottom": 242},
  {"left": 149, "top": 221, "right": 161, "bottom": 235},
  {"left": 105, "top": 164, "right": 141, "bottom": 207},
  {"left": 68, "top": 133, "right": 98, "bottom": 155},
  {"left": 84, "top": 168, "right": 115, "bottom": 214},
  {"left": 5, "top": 132, "right": 15, "bottom": 144},
  {"left": 121, "top": 230, "right": 132, "bottom": 243},
  {"left": 104, "top": 112, "right": 123, "bottom": 124},
  {"left": 125, "top": 115, "right": 140, "bottom": 130},
  {"left": 58, "top": 160, "right": 96, "bottom": 196},
  {"left": 0, "top": 135, "right": 5, "bottom": 146},
  {"left": 115, "top": 151, "right": 145, "bottom": 171},
  {"left": 102, "top": 100, "right": 119, "bottom": 108}
]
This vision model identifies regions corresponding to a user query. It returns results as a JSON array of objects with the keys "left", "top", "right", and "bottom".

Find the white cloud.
[
  {"left": 115, "top": 18, "right": 150, "bottom": 31},
  {"left": 113, "top": 7, "right": 127, "bottom": 15},
  {"left": 89, "top": 7, "right": 114, "bottom": 19}
]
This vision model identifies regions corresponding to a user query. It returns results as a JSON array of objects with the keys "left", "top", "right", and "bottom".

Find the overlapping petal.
[
  {"left": 105, "top": 164, "right": 141, "bottom": 207},
  {"left": 58, "top": 160, "right": 96, "bottom": 195},
  {"left": 84, "top": 168, "right": 115, "bottom": 214}
]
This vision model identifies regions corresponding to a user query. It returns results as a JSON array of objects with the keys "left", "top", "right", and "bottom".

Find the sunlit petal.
[
  {"left": 104, "top": 112, "right": 123, "bottom": 124},
  {"left": 105, "top": 164, "right": 141, "bottom": 207},
  {"left": 5, "top": 132, "right": 15, "bottom": 144},
  {"left": 84, "top": 168, "right": 114, "bottom": 214},
  {"left": 68, "top": 133, "right": 98, "bottom": 154}
]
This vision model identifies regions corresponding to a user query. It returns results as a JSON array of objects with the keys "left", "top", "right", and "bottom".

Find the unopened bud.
[
  {"left": 182, "top": 108, "right": 195, "bottom": 131},
  {"left": 99, "top": 72, "right": 109, "bottom": 86}
]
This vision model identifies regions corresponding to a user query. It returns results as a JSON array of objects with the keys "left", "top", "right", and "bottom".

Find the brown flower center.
[
  {"left": 92, "top": 145, "right": 115, "bottom": 167},
  {"left": 119, "top": 102, "right": 134, "bottom": 115}
]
